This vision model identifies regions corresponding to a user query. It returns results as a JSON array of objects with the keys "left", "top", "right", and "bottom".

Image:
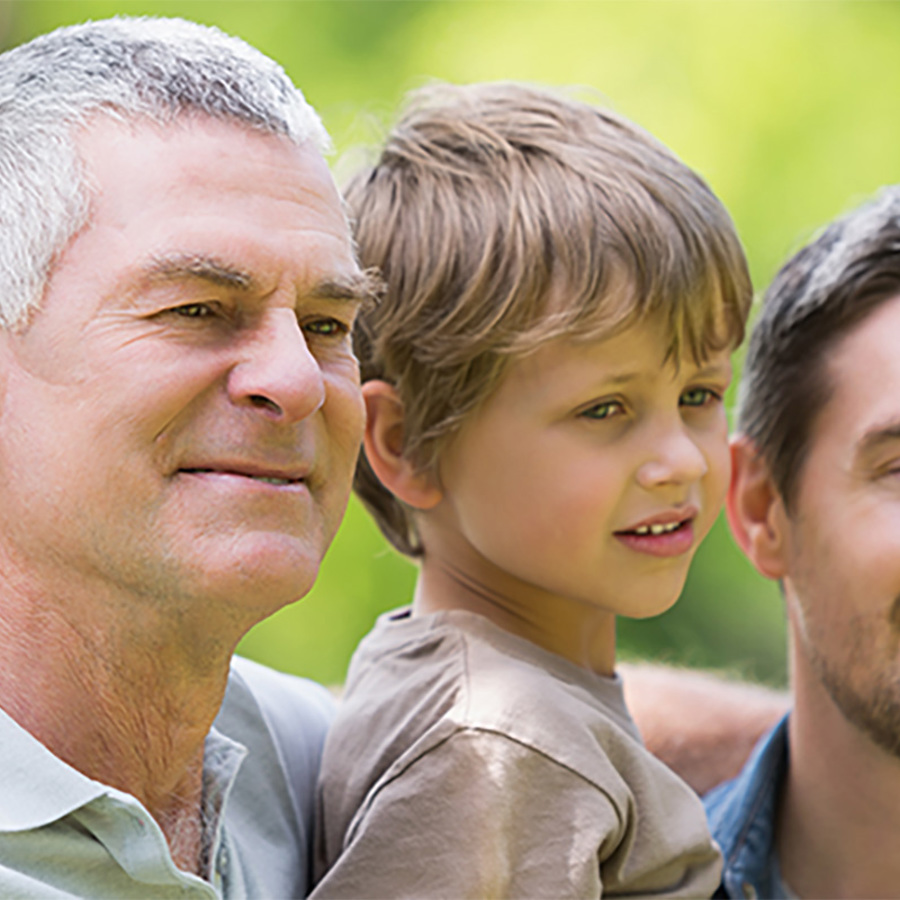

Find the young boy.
[{"left": 312, "top": 83, "right": 752, "bottom": 898}]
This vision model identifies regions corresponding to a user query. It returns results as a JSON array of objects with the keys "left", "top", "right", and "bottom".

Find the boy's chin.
[{"left": 613, "top": 572, "right": 691, "bottom": 620}]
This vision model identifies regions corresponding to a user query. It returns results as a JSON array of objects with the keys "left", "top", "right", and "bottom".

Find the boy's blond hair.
[{"left": 347, "top": 82, "right": 752, "bottom": 557}]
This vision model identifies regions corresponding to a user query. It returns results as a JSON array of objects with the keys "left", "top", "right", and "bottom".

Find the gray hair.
[
  {"left": 0, "top": 16, "right": 329, "bottom": 329},
  {"left": 738, "top": 185, "right": 900, "bottom": 507}
]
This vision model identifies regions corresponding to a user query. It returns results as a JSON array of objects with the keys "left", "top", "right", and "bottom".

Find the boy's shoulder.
[
  {"left": 316, "top": 608, "right": 719, "bottom": 897},
  {"left": 337, "top": 607, "right": 648, "bottom": 790}
]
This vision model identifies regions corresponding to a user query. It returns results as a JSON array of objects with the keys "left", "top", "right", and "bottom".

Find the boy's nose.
[
  {"left": 227, "top": 310, "right": 326, "bottom": 423},
  {"left": 636, "top": 423, "right": 708, "bottom": 489}
]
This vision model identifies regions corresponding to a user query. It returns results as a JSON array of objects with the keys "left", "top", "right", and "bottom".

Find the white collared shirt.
[{"left": 0, "top": 656, "right": 334, "bottom": 898}]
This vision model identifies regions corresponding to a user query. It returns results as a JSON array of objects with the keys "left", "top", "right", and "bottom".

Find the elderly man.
[
  {"left": 633, "top": 188, "right": 900, "bottom": 899},
  {"left": 0, "top": 17, "right": 376, "bottom": 898}
]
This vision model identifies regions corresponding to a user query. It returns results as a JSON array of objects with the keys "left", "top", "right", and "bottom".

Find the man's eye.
[
  {"left": 580, "top": 400, "right": 624, "bottom": 420},
  {"left": 172, "top": 303, "right": 215, "bottom": 319},
  {"left": 304, "top": 318, "right": 348, "bottom": 337}
]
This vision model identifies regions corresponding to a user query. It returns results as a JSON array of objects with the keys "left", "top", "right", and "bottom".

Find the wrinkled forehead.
[
  {"left": 24, "top": 115, "right": 363, "bottom": 329},
  {"left": 76, "top": 110, "right": 339, "bottom": 204},
  {"left": 74, "top": 113, "right": 351, "bottom": 250}
]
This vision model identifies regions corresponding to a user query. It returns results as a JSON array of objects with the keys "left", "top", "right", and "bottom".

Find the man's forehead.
[
  {"left": 816, "top": 295, "right": 900, "bottom": 452},
  {"left": 64, "top": 113, "right": 360, "bottom": 285},
  {"left": 74, "top": 113, "right": 344, "bottom": 224}
]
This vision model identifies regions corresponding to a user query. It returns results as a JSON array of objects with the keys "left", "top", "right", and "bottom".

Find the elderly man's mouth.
[{"left": 178, "top": 467, "right": 308, "bottom": 487}]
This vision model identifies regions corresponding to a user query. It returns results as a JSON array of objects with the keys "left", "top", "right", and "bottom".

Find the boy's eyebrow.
[
  {"left": 691, "top": 361, "right": 733, "bottom": 379},
  {"left": 592, "top": 357, "right": 732, "bottom": 386},
  {"left": 604, "top": 372, "right": 642, "bottom": 386},
  {"left": 599, "top": 361, "right": 732, "bottom": 386}
]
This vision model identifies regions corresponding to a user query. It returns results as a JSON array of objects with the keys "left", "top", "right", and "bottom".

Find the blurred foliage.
[{"left": 8, "top": 0, "right": 900, "bottom": 688}]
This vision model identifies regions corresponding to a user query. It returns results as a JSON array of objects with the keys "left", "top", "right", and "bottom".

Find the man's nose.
[
  {"left": 227, "top": 310, "right": 325, "bottom": 423},
  {"left": 635, "top": 421, "right": 709, "bottom": 489}
]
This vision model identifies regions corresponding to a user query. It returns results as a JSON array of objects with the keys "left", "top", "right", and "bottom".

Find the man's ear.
[
  {"left": 362, "top": 380, "right": 442, "bottom": 511},
  {"left": 725, "top": 435, "right": 790, "bottom": 580}
]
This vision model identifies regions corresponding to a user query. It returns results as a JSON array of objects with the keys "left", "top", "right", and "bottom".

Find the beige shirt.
[{"left": 313, "top": 608, "right": 720, "bottom": 899}]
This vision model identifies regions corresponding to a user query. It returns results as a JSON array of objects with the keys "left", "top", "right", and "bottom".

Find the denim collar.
[{"left": 703, "top": 714, "right": 790, "bottom": 899}]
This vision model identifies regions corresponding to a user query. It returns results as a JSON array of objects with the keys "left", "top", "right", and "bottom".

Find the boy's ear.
[
  {"left": 362, "top": 380, "right": 443, "bottom": 511},
  {"left": 725, "top": 436, "right": 790, "bottom": 581}
]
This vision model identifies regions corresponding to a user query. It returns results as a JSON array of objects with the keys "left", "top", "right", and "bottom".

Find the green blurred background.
[{"left": 7, "top": 0, "right": 899, "bottom": 688}]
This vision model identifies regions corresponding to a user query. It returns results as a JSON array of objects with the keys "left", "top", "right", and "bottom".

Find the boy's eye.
[
  {"left": 580, "top": 400, "right": 624, "bottom": 420},
  {"left": 680, "top": 387, "right": 719, "bottom": 407}
]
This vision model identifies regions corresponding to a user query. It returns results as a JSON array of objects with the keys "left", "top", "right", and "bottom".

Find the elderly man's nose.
[{"left": 227, "top": 314, "right": 325, "bottom": 421}]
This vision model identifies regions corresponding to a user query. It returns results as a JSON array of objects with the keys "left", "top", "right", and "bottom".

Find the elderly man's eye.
[
  {"left": 172, "top": 303, "right": 215, "bottom": 318},
  {"left": 304, "top": 318, "right": 349, "bottom": 337}
]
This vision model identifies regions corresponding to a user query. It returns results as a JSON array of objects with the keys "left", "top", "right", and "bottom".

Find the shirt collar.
[
  {"left": 0, "top": 697, "right": 248, "bottom": 839},
  {"left": 0, "top": 703, "right": 108, "bottom": 830},
  {"left": 704, "top": 713, "right": 790, "bottom": 898}
]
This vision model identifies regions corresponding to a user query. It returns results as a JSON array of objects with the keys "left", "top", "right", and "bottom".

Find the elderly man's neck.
[{"left": 0, "top": 567, "right": 236, "bottom": 875}]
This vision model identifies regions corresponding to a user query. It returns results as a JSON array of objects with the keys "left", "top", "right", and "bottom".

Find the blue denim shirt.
[{"left": 703, "top": 714, "right": 791, "bottom": 900}]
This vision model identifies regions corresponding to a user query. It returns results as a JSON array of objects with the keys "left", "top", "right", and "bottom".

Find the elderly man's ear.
[
  {"left": 725, "top": 436, "right": 791, "bottom": 581},
  {"left": 361, "top": 381, "right": 443, "bottom": 510}
]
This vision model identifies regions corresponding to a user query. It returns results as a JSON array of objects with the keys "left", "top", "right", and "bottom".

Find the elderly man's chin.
[
  {"left": 136, "top": 468, "right": 353, "bottom": 629},
  {"left": 98, "top": 511, "right": 340, "bottom": 640},
  {"left": 195, "top": 526, "right": 337, "bottom": 618}
]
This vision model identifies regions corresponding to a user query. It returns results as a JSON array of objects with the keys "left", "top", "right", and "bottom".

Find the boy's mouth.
[
  {"left": 614, "top": 510, "right": 698, "bottom": 558},
  {"left": 616, "top": 507, "right": 696, "bottom": 536},
  {"left": 624, "top": 520, "right": 686, "bottom": 537}
]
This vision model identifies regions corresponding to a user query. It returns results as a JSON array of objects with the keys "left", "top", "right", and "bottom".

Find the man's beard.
[{"left": 812, "top": 617, "right": 900, "bottom": 759}]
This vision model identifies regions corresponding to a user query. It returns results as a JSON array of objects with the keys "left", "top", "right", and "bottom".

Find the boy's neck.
[{"left": 412, "top": 558, "right": 617, "bottom": 676}]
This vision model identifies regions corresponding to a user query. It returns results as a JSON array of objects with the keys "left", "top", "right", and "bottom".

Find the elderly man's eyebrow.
[
  {"left": 141, "top": 255, "right": 382, "bottom": 306},
  {"left": 307, "top": 268, "right": 384, "bottom": 305},
  {"left": 142, "top": 254, "right": 256, "bottom": 290}
]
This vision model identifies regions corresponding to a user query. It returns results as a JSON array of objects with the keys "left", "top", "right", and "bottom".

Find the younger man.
[
  {"left": 313, "top": 83, "right": 752, "bottom": 897},
  {"left": 707, "top": 186, "right": 900, "bottom": 898}
]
